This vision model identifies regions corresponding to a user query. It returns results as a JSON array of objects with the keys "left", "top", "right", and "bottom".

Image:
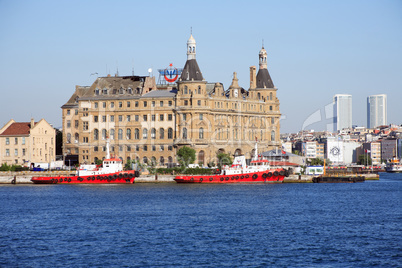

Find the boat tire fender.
[
  {"left": 199, "top": 178, "right": 203, "bottom": 183},
  {"left": 220, "top": 177, "right": 224, "bottom": 181},
  {"left": 273, "top": 171, "right": 279, "bottom": 177},
  {"left": 209, "top": 177, "right": 213, "bottom": 181},
  {"left": 262, "top": 173, "right": 267, "bottom": 179},
  {"left": 252, "top": 174, "right": 258, "bottom": 180}
]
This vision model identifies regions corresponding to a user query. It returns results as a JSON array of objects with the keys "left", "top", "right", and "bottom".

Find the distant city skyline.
[
  {"left": 367, "top": 94, "right": 387, "bottom": 128},
  {"left": 0, "top": 0, "right": 401, "bottom": 133}
]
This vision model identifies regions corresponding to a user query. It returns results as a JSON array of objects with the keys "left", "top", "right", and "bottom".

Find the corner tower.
[
  {"left": 256, "top": 46, "right": 274, "bottom": 89},
  {"left": 180, "top": 35, "right": 204, "bottom": 82}
]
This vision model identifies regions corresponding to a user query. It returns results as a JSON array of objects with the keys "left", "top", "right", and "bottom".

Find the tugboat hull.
[
  {"left": 31, "top": 171, "right": 138, "bottom": 184},
  {"left": 174, "top": 169, "right": 288, "bottom": 184}
]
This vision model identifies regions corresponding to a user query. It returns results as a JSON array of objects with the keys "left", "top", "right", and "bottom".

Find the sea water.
[{"left": 0, "top": 173, "right": 401, "bottom": 267}]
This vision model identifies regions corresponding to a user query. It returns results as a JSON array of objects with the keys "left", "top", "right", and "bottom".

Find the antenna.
[
  {"left": 262, "top": 39, "right": 264, "bottom": 48},
  {"left": 132, "top": 59, "right": 135, "bottom": 76},
  {"left": 191, "top": 26, "right": 192, "bottom": 35}
]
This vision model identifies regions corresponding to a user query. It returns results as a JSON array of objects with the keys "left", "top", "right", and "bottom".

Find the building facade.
[
  {"left": 0, "top": 118, "right": 56, "bottom": 166},
  {"left": 61, "top": 35, "right": 282, "bottom": 166},
  {"left": 333, "top": 94, "right": 352, "bottom": 132},
  {"left": 367, "top": 94, "right": 387, "bottom": 128}
]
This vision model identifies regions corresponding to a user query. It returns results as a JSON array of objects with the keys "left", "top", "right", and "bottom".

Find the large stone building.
[
  {"left": 0, "top": 118, "right": 56, "bottom": 166},
  {"left": 62, "top": 35, "right": 281, "bottom": 166}
]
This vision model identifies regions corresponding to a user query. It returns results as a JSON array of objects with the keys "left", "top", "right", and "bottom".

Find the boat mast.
[
  {"left": 254, "top": 138, "right": 258, "bottom": 160},
  {"left": 106, "top": 138, "right": 110, "bottom": 159}
]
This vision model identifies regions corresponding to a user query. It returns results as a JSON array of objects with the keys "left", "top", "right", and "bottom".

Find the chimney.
[
  {"left": 30, "top": 118, "right": 35, "bottom": 129},
  {"left": 249, "top": 66, "right": 256, "bottom": 89}
]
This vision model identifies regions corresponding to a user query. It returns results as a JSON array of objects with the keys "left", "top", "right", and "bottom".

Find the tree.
[
  {"left": 176, "top": 146, "right": 196, "bottom": 166},
  {"left": 216, "top": 152, "right": 232, "bottom": 170},
  {"left": 309, "top": 157, "right": 324, "bottom": 166},
  {"left": 358, "top": 154, "right": 372, "bottom": 166}
]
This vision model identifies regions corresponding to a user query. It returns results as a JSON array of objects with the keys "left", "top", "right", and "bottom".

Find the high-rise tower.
[
  {"left": 333, "top": 94, "right": 352, "bottom": 131},
  {"left": 367, "top": 94, "right": 387, "bottom": 128}
]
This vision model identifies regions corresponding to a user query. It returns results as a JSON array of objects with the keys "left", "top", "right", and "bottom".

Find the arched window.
[
  {"left": 151, "top": 156, "right": 157, "bottom": 166},
  {"left": 198, "top": 86, "right": 201, "bottom": 94},
  {"left": 168, "top": 128, "right": 173, "bottom": 139},
  {"left": 119, "top": 87, "right": 124, "bottom": 94},
  {"left": 135, "top": 128, "right": 140, "bottom": 139},
  {"left": 271, "top": 130, "right": 275, "bottom": 141},
  {"left": 94, "top": 129, "right": 99, "bottom": 140},
  {"left": 110, "top": 129, "right": 115, "bottom": 140},
  {"left": 199, "top": 127, "right": 204, "bottom": 139},
  {"left": 151, "top": 128, "right": 156, "bottom": 139},
  {"left": 74, "top": 133, "right": 79, "bottom": 143},
  {"left": 160, "top": 156, "right": 165, "bottom": 166},
  {"left": 118, "top": 129, "right": 123, "bottom": 140},
  {"left": 183, "top": 127, "right": 187, "bottom": 139},
  {"left": 143, "top": 128, "right": 148, "bottom": 139},
  {"left": 67, "top": 133, "right": 71, "bottom": 143},
  {"left": 143, "top": 156, "right": 148, "bottom": 164},
  {"left": 198, "top": 150, "right": 205, "bottom": 165},
  {"left": 102, "top": 129, "right": 107, "bottom": 140},
  {"left": 168, "top": 156, "right": 173, "bottom": 163},
  {"left": 257, "top": 93, "right": 261, "bottom": 100},
  {"left": 126, "top": 129, "right": 131, "bottom": 139},
  {"left": 159, "top": 128, "right": 164, "bottom": 139}
]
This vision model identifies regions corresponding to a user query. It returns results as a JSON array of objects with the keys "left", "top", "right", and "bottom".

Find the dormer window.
[
  {"left": 95, "top": 88, "right": 100, "bottom": 95},
  {"left": 102, "top": 88, "right": 108, "bottom": 95},
  {"left": 119, "top": 87, "right": 124, "bottom": 94},
  {"left": 128, "top": 87, "right": 133, "bottom": 94}
]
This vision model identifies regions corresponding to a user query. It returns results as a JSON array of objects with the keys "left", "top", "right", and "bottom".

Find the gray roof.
[
  {"left": 141, "top": 89, "right": 177, "bottom": 98},
  {"left": 261, "top": 149, "right": 296, "bottom": 157},
  {"left": 256, "top": 69, "right": 274, "bottom": 89},
  {"left": 180, "top": 59, "right": 204, "bottom": 81}
]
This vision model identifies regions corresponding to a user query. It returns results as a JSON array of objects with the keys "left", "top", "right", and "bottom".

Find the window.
[
  {"left": 152, "top": 115, "right": 155, "bottom": 121},
  {"left": 271, "top": 130, "right": 275, "bottom": 141},
  {"left": 67, "top": 109, "right": 71, "bottom": 115},
  {"left": 14, "top": 137, "right": 18, "bottom": 145},
  {"left": 160, "top": 101, "right": 163, "bottom": 107},
  {"left": 22, "top": 149, "right": 26, "bottom": 156},
  {"left": 5, "top": 149, "right": 9, "bottom": 156},
  {"left": 102, "top": 88, "right": 108, "bottom": 95},
  {"left": 198, "top": 86, "right": 201, "bottom": 94},
  {"left": 135, "top": 115, "right": 139, "bottom": 121},
  {"left": 83, "top": 122, "right": 88, "bottom": 130},
  {"left": 160, "top": 114, "right": 164, "bottom": 121},
  {"left": 135, "top": 128, "right": 140, "bottom": 139},
  {"left": 111, "top": 102, "right": 115, "bottom": 108},
  {"left": 159, "top": 128, "right": 164, "bottom": 139},
  {"left": 128, "top": 87, "right": 133, "bottom": 94},
  {"left": 94, "top": 116, "right": 98, "bottom": 122},
  {"left": 94, "top": 129, "right": 99, "bottom": 140},
  {"left": 83, "top": 137, "right": 88, "bottom": 143},
  {"left": 184, "top": 100, "right": 188, "bottom": 106},
  {"left": 197, "top": 100, "right": 201, "bottom": 106},
  {"left": 103, "top": 102, "right": 106, "bottom": 108},
  {"left": 127, "top": 101, "right": 131, "bottom": 108},
  {"left": 110, "top": 115, "right": 115, "bottom": 122},
  {"left": 143, "top": 145, "right": 148, "bottom": 152},
  {"left": 126, "top": 129, "right": 131, "bottom": 139},
  {"left": 135, "top": 101, "right": 139, "bottom": 107},
  {"left": 168, "top": 101, "right": 172, "bottom": 106},
  {"left": 127, "top": 115, "right": 131, "bottom": 122},
  {"left": 183, "top": 127, "right": 187, "bottom": 139},
  {"left": 102, "top": 129, "right": 107, "bottom": 140},
  {"left": 94, "top": 146, "right": 98, "bottom": 152},
  {"left": 168, "top": 114, "right": 173, "bottom": 121},
  {"left": 119, "top": 145, "right": 123, "bottom": 152},
  {"left": 168, "top": 128, "right": 173, "bottom": 139},
  {"left": 136, "top": 145, "right": 140, "bottom": 151},
  {"left": 168, "top": 146, "right": 173, "bottom": 151},
  {"left": 75, "top": 133, "right": 79, "bottom": 143},
  {"left": 184, "top": 86, "right": 188, "bottom": 94},
  {"left": 143, "top": 115, "right": 147, "bottom": 121},
  {"left": 143, "top": 101, "right": 147, "bottom": 107},
  {"left": 15, "top": 149, "right": 18, "bottom": 156},
  {"left": 66, "top": 133, "right": 71, "bottom": 143},
  {"left": 67, "top": 120, "right": 71, "bottom": 128},
  {"left": 199, "top": 127, "right": 204, "bottom": 139},
  {"left": 119, "top": 102, "right": 123, "bottom": 108},
  {"left": 75, "top": 120, "right": 79, "bottom": 128},
  {"left": 152, "top": 145, "right": 156, "bottom": 151},
  {"left": 119, "top": 115, "right": 123, "bottom": 122},
  {"left": 160, "top": 146, "right": 164, "bottom": 152},
  {"left": 183, "top": 114, "right": 187, "bottom": 121},
  {"left": 110, "top": 129, "right": 115, "bottom": 140},
  {"left": 151, "top": 128, "right": 156, "bottom": 139},
  {"left": 127, "top": 145, "right": 131, "bottom": 152},
  {"left": 119, "top": 88, "right": 124, "bottom": 94},
  {"left": 199, "top": 114, "right": 203, "bottom": 120},
  {"left": 22, "top": 137, "right": 25, "bottom": 145},
  {"left": 102, "top": 116, "right": 106, "bottom": 122},
  {"left": 152, "top": 101, "right": 155, "bottom": 107},
  {"left": 271, "top": 118, "right": 275, "bottom": 124},
  {"left": 143, "top": 156, "right": 148, "bottom": 163},
  {"left": 94, "top": 102, "right": 98, "bottom": 108},
  {"left": 75, "top": 109, "right": 78, "bottom": 115},
  {"left": 270, "top": 92, "right": 273, "bottom": 100},
  {"left": 143, "top": 128, "right": 148, "bottom": 139},
  {"left": 118, "top": 129, "right": 123, "bottom": 140},
  {"left": 270, "top": 106, "right": 273, "bottom": 111},
  {"left": 5, "top": 138, "right": 9, "bottom": 145}
]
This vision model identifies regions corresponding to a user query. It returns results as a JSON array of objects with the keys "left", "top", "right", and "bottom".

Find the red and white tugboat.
[
  {"left": 31, "top": 140, "right": 139, "bottom": 184},
  {"left": 174, "top": 142, "right": 290, "bottom": 184}
]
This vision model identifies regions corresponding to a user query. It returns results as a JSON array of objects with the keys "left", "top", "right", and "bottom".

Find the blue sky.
[{"left": 0, "top": 0, "right": 401, "bottom": 133}]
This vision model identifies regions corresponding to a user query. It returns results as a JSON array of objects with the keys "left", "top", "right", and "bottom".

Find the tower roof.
[
  {"left": 180, "top": 59, "right": 204, "bottom": 81},
  {"left": 256, "top": 69, "right": 274, "bottom": 88}
]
